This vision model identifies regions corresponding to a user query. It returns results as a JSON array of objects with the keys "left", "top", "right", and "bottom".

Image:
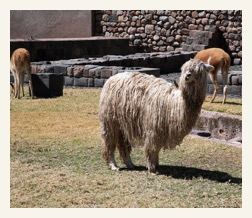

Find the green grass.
[{"left": 10, "top": 88, "right": 242, "bottom": 208}]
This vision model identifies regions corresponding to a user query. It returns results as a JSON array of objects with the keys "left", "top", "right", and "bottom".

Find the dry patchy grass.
[
  {"left": 10, "top": 88, "right": 242, "bottom": 208},
  {"left": 203, "top": 96, "right": 242, "bottom": 115}
]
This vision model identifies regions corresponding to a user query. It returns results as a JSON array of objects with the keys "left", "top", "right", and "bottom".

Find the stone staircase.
[{"left": 182, "top": 30, "right": 221, "bottom": 52}]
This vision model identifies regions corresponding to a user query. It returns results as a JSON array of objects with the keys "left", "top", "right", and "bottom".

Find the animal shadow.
[{"left": 122, "top": 165, "right": 242, "bottom": 184}]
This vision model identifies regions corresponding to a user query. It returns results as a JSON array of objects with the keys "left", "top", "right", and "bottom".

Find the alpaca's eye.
[{"left": 185, "top": 72, "right": 192, "bottom": 81}]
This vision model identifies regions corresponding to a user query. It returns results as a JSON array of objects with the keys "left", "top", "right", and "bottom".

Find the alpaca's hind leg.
[
  {"left": 102, "top": 140, "right": 120, "bottom": 171},
  {"left": 118, "top": 134, "right": 135, "bottom": 169},
  {"left": 145, "top": 147, "right": 161, "bottom": 174},
  {"left": 209, "top": 72, "right": 219, "bottom": 103}
]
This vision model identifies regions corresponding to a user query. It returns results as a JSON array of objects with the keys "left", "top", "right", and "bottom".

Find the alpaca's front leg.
[
  {"left": 102, "top": 141, "right": 120, "bottom": 171},
  {"left": 145, "top": 147, "right": 161, "bottom": 174},
  {"left": 118, "top": 136, "right": 135, "bottom": 169},
  {"left": 108, "top": 156, "right": 120, "bottom": 171}
]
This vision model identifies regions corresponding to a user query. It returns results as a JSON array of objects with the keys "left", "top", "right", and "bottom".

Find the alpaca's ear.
[{"left": 204, "top": 63, "right": 214, "bottom": 72}]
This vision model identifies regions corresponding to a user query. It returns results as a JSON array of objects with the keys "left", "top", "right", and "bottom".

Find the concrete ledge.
[{"left": 195, "top": 110, "right": 242, "bottom": 142}]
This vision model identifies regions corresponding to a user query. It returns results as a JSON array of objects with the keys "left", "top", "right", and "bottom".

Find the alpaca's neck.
[{"left": 181, "top": 82, "right": 207, "bottom": 115}]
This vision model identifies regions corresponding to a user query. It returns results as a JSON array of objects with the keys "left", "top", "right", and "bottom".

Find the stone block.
[
  {"left": 64, "top": 76, "right": 74, "bottom": 86},
  {"left": 195, "top": 110, "right": 242, "bottom": 141},
  {"left": 31, "top": 65, "right": 37, "bottom": 74},
  {"left": 94, "top": 78, "right": 105, "bottom": 87},
  {"left": 67, "top": 67, "right": 74, "bottom": 77},
  {"left": 230, "top": 75, "right": 239, "bottom": 85},
  {"left": 54, "top": 65, "right": 68, "bottom": 75},
  {"left": 238, "top": 75, "right": 242, "bottom": 85},
  {"left": 83, "top": 65, "right": 99, "bottom": 77},
  {"left": 88, "top": 78, "right": 94, "bottom": 87},
  {"left": 44, "top": 65, "right": 54, "bottom": 73},
  {"left": 32, "top": 73, "right": 64, "bottom": 98},
  {"left": 101, "top": 68, "right": 112, "bottom": 79},
  {"left": 73, "top": 66, "right": 84, "bottom": 78},
  {"left": 228, "top": 85, "right": 242, "bottom": 97},
  {"left": 36, "top": 65, "right": 46, "bottom": 74},
  {"left": 89, "top": 66, "right": 103, "bottom": 78},
  {"left": 74, "top": 77, "right": 88, "bottom": 87},
  {"left": 192, "top": 44, "right": 207, "bottom": 51}
]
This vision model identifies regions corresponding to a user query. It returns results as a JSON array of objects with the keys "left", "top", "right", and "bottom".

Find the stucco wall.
[{"left": 10, "top": 10, "right": 93, "bottom": 39}]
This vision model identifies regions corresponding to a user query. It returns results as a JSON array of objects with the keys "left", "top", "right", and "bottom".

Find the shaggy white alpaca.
[{"left": 99, "top": 59, "right": 214, "bottom": 173}]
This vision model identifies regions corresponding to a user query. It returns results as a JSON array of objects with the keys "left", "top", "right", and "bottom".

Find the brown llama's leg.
[
  {"left": 20, "top": 70, "right": 25, "bottom": 97},
  {"left": 15, "top": 71, "right": 21, "bottom": 99},
  {"left": 209, "top": 72, "right": 219, "bottom": 103},
  {"left": 221, "top": 64, "right": 229, "bottom": 104}
]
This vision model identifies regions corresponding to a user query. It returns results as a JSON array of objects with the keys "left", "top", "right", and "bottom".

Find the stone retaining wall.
[
  {"left": 94, "top": 10, "right": 242, "bottom": 65},
  {"left": 28, "top": 64, "right": 160, "bottom": 88},
  {"left": 10, "top": 51, "right": 241, "bottom": 97},
  {"left": 195, "top": 110, "right": 242, "bottom": 142}
]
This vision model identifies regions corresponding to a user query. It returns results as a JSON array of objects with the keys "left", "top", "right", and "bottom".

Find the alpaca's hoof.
[
  {"left": 149, "top": 171, "right": 160, "bottom": 176},
  {"left": 109, "top": 164, "right": 120, "bottom": 171},
  {"left": 148, "top": 167, "right": 160, "bottom": 175}
]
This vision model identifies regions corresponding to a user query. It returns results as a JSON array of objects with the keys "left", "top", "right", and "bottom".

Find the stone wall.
[
  {"left": 10, "top": 51, "right": 241, "bottom": 98},
  {"left": 94, "top": 10, "right": 242, "bottom": 65}
]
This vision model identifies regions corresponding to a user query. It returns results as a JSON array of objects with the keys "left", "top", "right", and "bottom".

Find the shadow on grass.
[{"left": 121, "top": 165, "right": 242, "bottom": 184}]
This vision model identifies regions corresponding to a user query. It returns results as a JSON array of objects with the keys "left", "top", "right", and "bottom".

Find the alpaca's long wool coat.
[{"left": 99, "top": 59, "right": 214, "bottom": 172}]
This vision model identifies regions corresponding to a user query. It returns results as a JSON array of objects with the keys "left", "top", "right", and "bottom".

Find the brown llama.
[
  {"left": 194, "top": 47, "right": 231, "bottom": 104},
  {"left": 10, "top": 48, "right": 34, "bottom": 99}
]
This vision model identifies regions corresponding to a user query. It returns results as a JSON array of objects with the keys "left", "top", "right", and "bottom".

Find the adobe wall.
[{"left": 10, "top": 10, "right": 93, "bottom": 39}]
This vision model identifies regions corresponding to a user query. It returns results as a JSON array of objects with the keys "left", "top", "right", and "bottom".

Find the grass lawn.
[{"left": 10, "top": 88, "right": 242, "bottom": 208}]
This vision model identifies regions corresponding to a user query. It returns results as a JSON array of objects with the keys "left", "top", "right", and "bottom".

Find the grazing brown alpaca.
[
  {"left": 194, "top": 48, "right": 231, "bottom": 104},
  {"left": 10, "top": 48, "right": 34, "bottom": 99}
]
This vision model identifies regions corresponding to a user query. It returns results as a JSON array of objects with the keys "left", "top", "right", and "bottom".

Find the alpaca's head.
[{"left": 180, "top": 59, "right": 214, "bottom": 85}]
